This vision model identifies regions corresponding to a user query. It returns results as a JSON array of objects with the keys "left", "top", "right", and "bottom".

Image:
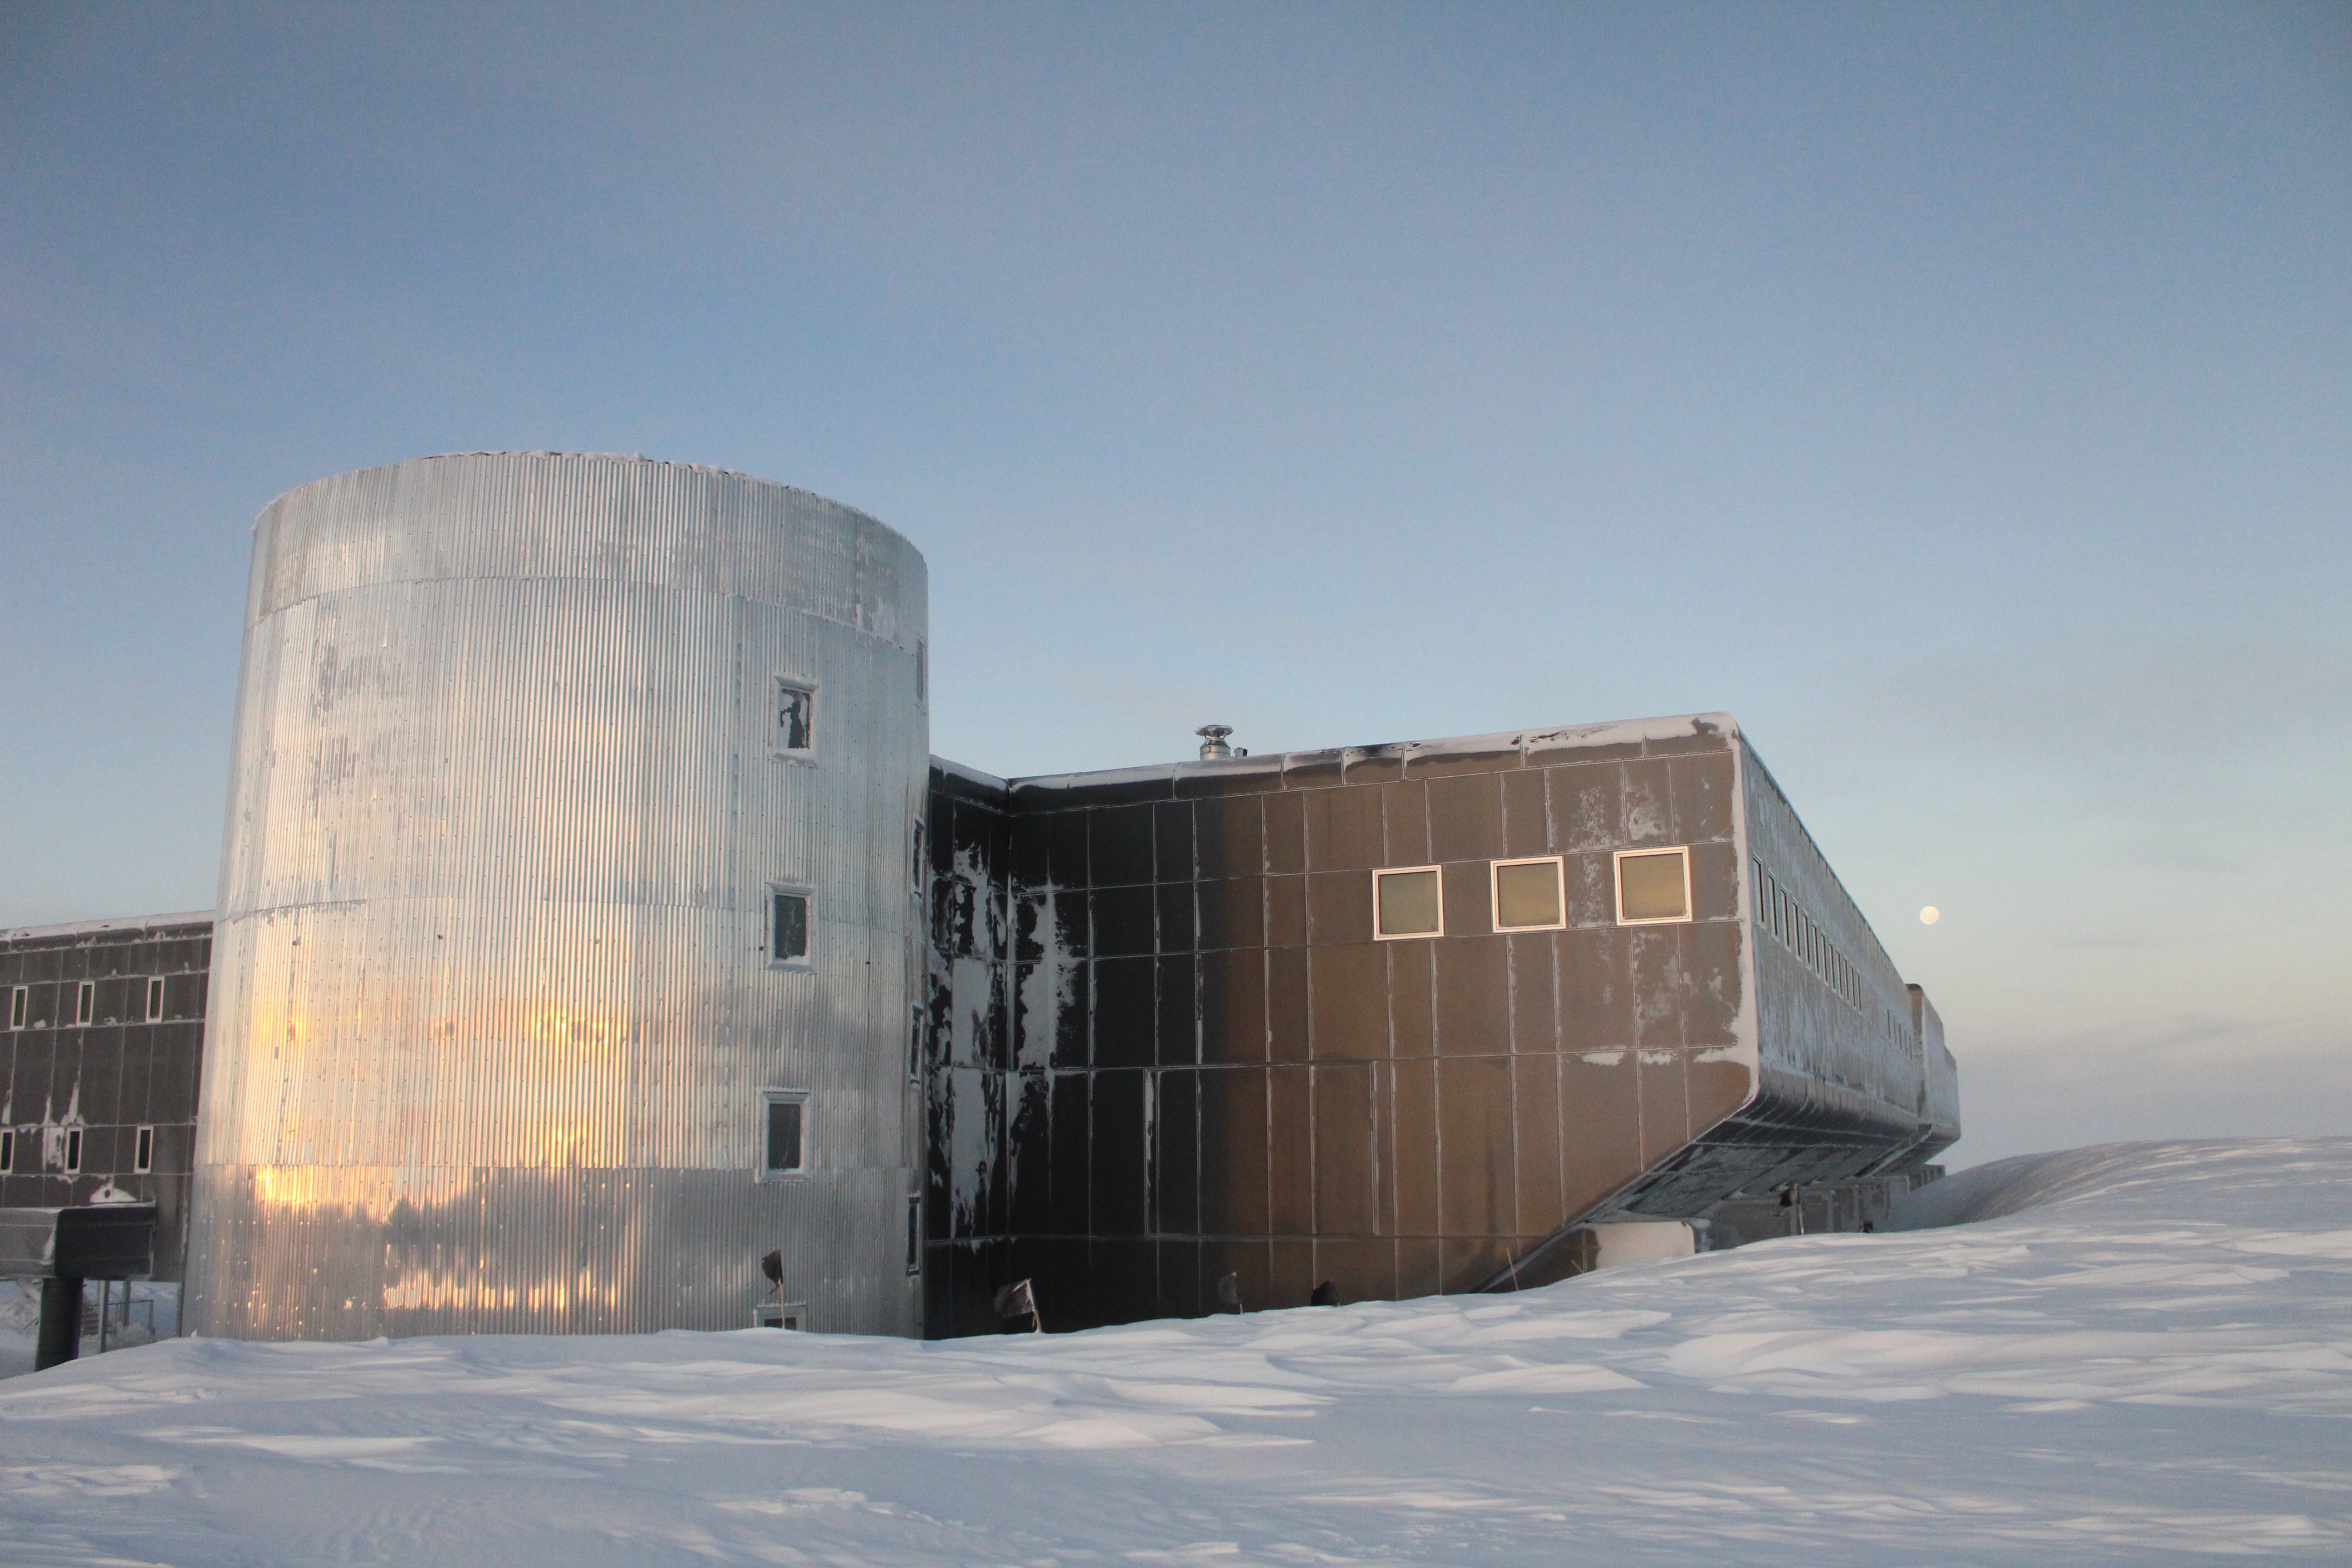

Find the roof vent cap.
[{"left": 1196, "top": 724, "right": 1243, "bottom": 760}]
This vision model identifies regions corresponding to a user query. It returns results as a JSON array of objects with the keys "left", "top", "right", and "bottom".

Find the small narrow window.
[
  {"left": 0, "top": 1129, "right": 13, "bottom": 1171},
  {"left": 908, "top": 1001, "right": 925, "bottom": 1082},
  {"left": 1615, "top": 847, "right": 1692, "bottom": 925},
  {"left": 905, "top": 1194, "right": 923, "bottom": 1276},
  {"left": 64, "top": 1127, "right": 83, "bottom": 1173},
  {"left": 768, "top": 886, "right": 813, "bottom": 967},
  {"left": 146, "top": 977, "right": 166, "bottom": 1022},
  {"left": 915, "top": 640, "right": 928, "bottom": 706},
  {"left": 1491, "top": 857, "right": 1566, "bottom": 932},
  {"left": 1373, "top": 866, "right": 1444, "bottom": 940},
  {"left": 773, "top": 678, "right": 816, "bottom": 755},
  {"left": 6, "top": 986, "right": 23, "bottom": 1029},
  {"left": 75, "top": 981, "right": 94, "bottom": 1026},
  {"left": 760, "top": 1091, "right": 808, "bottom": 1178},
  {"left": 134, "top": 1125, "right": 155, "bottom": 1174}
]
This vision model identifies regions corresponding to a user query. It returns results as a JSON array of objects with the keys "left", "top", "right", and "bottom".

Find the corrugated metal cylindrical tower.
[{"left": 188, "top": 453, "right": 929, "bottom": 1340}]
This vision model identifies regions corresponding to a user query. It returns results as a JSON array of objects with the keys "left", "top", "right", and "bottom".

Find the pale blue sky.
[{"left": 3, "top": 2, "right": 2346, "bottom": 1164}]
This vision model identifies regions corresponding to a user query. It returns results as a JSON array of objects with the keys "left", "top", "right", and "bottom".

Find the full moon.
[{"left": 1920, "top": 906, "right": 1940, "bottom": 925}]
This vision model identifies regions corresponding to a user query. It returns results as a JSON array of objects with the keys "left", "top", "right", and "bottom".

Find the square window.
[
  {"left": 760, "top": 1093, "right": 807, "bottom": 1177},
  {"left": 1615, "top": 848, "right": 1692, "bottom": 925},
  {"left": 1491, "top": 857, "right": 1566, "bottom": 932},
  {"left": 75, "top": 981, "right": 94, "bottom": 1026},
  {"left": 134, "top": 1125, "right": 155, "bottom": 1174},
  {"left": 1372, "top": 866, "right": 1443, "bottom": 940},
  {"left": 146, "top": 977, "right": 165, "bottom": 1022},
  {"left": 769, "top": 887, "right": 813, "bottom": 967},
  {"left": 773, "top": 678, "right": 816, "bottom": 754}
]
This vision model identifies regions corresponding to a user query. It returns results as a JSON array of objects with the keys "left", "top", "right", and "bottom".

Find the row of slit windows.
[
  {"left": 7, "top": 978, "right": 171, "bottom": 1029},
  {"left": 1370, "top": 847, "right": 1693, "bottom": 941},
  {"left": 0, "top": 1125, "right": 155, "bottom": 1175},
  {"left": 1751, "top": 858, "right": 1867, "bottom": 1015}
]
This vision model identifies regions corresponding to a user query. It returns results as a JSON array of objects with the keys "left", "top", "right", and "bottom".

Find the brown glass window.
[
  {"left": 1615, "top": 847, "right": 1692, "bottom": 925},
  {"left": 1492, "top": 857, "right": 1566, "bottom": 932},
  {"left": 1373, "top": 866, "right": 1443, "bottom": 939}
]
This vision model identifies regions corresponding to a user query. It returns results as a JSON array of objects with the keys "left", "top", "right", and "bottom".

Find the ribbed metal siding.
[{"left": 190, "top": 453, "right": 927, "bottom": 1341}]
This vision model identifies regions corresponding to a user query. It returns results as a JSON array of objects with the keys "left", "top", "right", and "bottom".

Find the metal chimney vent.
[{"left": 1196, "top": 725, "right": 1241, "bottom": 760}]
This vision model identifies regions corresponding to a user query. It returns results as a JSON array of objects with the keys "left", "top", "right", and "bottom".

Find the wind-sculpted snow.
[{"left": 2, "top": 1139, "right": 2347, "bottom": 1563}]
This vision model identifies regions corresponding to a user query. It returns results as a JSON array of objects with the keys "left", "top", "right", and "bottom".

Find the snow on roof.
[{"left": 0, "top": 910, "right": 213, "bottom": 944}]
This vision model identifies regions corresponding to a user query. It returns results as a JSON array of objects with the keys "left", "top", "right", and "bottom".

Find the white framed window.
[
  {"left": 1614, "top": 847, "right": 1692, "bottom": 925},
  {"left": 6, "top": 986, "right": 23, "bottom": 1029},
  {"left": 767, "top": 884, "right": 814, "bottom": 970},
  {"left": 755, "top": 1302, "right": 808, "bottom": 1330},
  {"left": 75, "top": 981, "right": 94, "bottom": 1026},
  {"left": 771, "top": 677, "right": 817, "bottom": 757},
  {"left": 64, "top": 1127, "right": 83, "bottom": 1173},
  {"left": 134, "top": 1125, "right": 155, "bottom": 1174},
  {"left": 759, "top": 1089, "right": 809, "bottom": 1180},
  {"left": 1491, "top": 856, "right": 1566, "bottom": 932},
  {"left": 905, "top": 1194, "right": 923, "bottom": 1276},
  {"left": 1372, "top": 865, "right": 1444, "bottom": 940},
  {"left": 145, "top": 977, "right": 166, "bottom": 1022}
]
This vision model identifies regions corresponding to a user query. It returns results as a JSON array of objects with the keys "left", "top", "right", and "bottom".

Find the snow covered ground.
[{"left": 2, "top": 1138, "right": 2347, "bottom": 1565}]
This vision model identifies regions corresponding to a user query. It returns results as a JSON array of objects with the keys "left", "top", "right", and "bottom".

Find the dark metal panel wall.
[
  {"left": 0, "top": 916, "right": 212, "bottom": 1280},
  {"left": 925, "top": 714, "right": 1799, "bottom": 1334}
]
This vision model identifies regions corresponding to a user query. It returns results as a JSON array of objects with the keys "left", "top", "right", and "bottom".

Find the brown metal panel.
[
  {"left": 1500, "top": 769, "right": 1550, "bottom": 857},
  {"left": 1687, "top": 1051, "right": 1752, "bottom": 1131},
  {"left": 1387, "top": 940, "right": 1434, "bottom": 1058},
  {"left": 1267, "top": 1066, "right": 1313, "bottom": 1234},
  {"left": 1195, "top": 795, "right": 1264, "bottom": 880},
  {"left": 1439, "top": 862, "right": 1493, "bottom": 939},
  {"left": 1199, "top": 948, "right": 1267, "bottom": 1064},
  {"left": 1564, "top": 851, "right": 1614, "bottom": 929},
  {"left": 1379, "top": 781, "right": 1431, "bottom": 866},
  {"left": 1390, "top": 1056, "right": 1440, "bottom": 1235},
  {"left": 1442, "top": 1235, "right": 1512, "bottom": 1294},
  {"left": 1263, "top": 792, "right": 1306, "bottom": 875},
  {"left": 1676, "top": 921, "right": 1742, "bottom": 1049},
  {"left": 1200, "top": 1237, "right": 1271, "bottom": 1312},
  {"left": 1690, "top": 839, "right": 1743, "bottom": 922},
  {"left": 1669, "top": 752, "right": 1736, "bottom": 843},
  {"left": 1620, "top": 757, "right": 1673, "bottom": 844},
  {"left": 1265, "top": 875, "right": 1307, "bottom": 947},
  {"left": 1629, "top": 927, "right": 1684, "bottom": 1050},
  {"left": 1512, "top": 1054, "right": 1566, "bottom": 1240},
  {"left": 1310, "top": 1063, "right": 1376, "bottom": 1234},
  {"left": 1432, "top": 938, "right": 1509, "bottom": 1057},
  {"left": 1426, "top": 774, "right": 1503, "bottom": 864},
  {"left": 1397, "top": 1236, "right": 1443, "bottom": 1298},
  {"left": 1196, "top": 1068, "right": 1268, "bottom": 1235},
  {"left": 1313, "top": 1236, "right": 1396, "bottom": 1304},
  {"left": 1303, "top": 785, "right": 1384, "bottom": 872},
  {"left": 1508, "top": 934, "right": 1558, "bottom": 1054},
  {"left": 1558, "top": 929, "right": 1630, "bottom": 1049},
  {"left": 1547, "top": 762, "right": 1622, "bottom": 852},
  {"left": 1436, "top": 1054, "right": 1514, "bottom": 1239},
  {"left": 1410, "top": 744, "right": 1520, "bottom": 780},
  {"left": 1306, "top": 871, "right": 1374, "bottom": 946},
  {"left": 1557, "top": 1049, "right": 1642, "bottom": 1217},
  {"left": 1271, "top": 1237, "right": 1317, "bottom": 1308},
  {"left": 1308, "top": 944, "right": 1387, "bottom": 1061},
  {"left": 1638, "top": 1050, "right": 1694, "bottom": 1163},
  {"left": 1196, "top": 877, "right": 1264, "bottom": 951},
  {"left": 1267, "top": 946, "right": 1310, "bottom": 1062}
]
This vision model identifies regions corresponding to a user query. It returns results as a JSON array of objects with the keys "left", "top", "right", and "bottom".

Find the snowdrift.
[{"left": 0, "top": 1138, "right": 2346, "bottom": 1565}]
